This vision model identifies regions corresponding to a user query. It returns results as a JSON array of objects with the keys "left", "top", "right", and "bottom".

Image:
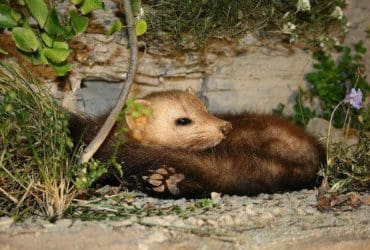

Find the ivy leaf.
[
  {"left": 44, "top": 8, "right": 65, "bottom": 36},
  {"left": 63, "top": 25, "right": 75, "bottom": 40},
  {"left": 41, "top": 33, "right": 69, "bottom": 49},
  {"left": 53, "top": 41, "right": 69, "bottom": 50},
  {"left": 70, "top": 10, "right": 89, "bottom": 34},
  {"left": 80, "top": 0, "right": 103, "bottom": 15},
  {"left": 41, "top": 32, "right": 53, "bottom": 47},
  {"left": 0, "top": 46, "right": 8, "bottom": 54},
  {"left": 71, "top": 0, "right": 84, "bottom": 5},
  {"left": 135, "top": 19, "right": 147, "bottom": 36},
  {"left": 11, "top": 27, "right": 39, "bottom": 52},
  {"left": 44, "top": 47, "right": 71, "bottom": 63},
  {"left": 10, "top": 9, "right": 22, "bottom": 23},
  {"left": 107, "top": 19, "right": 122, "bottom": 36},
  {"left": 37, "top": 47, "right": 49, "bottom": 64},
  {"left": 25, "top": 0, "right": 48, "bottom": 28},
  {"left": 51, "top": 62, "right": 73, "bottom": 76},
  {"left": 0, "top": 4, "right": 18, "bottom": 28},
  {"left": 17, "top": 48, "right": 47, "bottom": 65}
]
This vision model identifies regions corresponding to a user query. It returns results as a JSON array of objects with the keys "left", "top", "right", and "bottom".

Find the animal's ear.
[
  {"left": 186, "top": 87, "right": 196, "bottom": 95},
  {"left": 125, "top": 99, "right": 152, "bottom": 131}
]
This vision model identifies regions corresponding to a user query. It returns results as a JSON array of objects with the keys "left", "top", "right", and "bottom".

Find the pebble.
[
  {"left": 206, "top": 219, "right": 218, "bottom": 227},
  {"left": 245, "top": 204, "right": 257, "bottom": 216},
  {"left": 272, "top": 207, "right": 282, "bottom": 216},
  {"left": 55, "top": 219, "right": 73, "bottom": 228},
  {"left": 0, "top": 217, "right": 13, "bottom": 231},
  {"left": 211, "top": 192, "right": 222, "bottom": 204}
]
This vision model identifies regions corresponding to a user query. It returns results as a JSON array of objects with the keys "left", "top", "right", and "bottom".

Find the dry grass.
[{"left": 0, "top": 61, "right": 77, "bottom": 220}]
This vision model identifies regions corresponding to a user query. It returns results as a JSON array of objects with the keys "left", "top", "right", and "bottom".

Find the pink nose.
[{"left": 220, "top": 122, "right": 232, "bottom": 135}]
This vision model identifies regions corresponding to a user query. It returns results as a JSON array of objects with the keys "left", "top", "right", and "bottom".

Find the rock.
[
  {"left": 0, "top": 217, "right": 13, "bottom": 231},
  {"left": 306, "top": 117, "right": 360, "bottom": 146},
  {"left": 55, "top": 219, "right": 73, "bottom": 228},
  {"left": 245, "top": 204, "right": 258, "bottom": 216},
  {"left": 211, "top": 192, "right": 222, "bottom": 204}
]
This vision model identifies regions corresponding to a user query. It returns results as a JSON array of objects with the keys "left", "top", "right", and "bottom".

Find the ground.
[
  {"left": 0, "top": 190, "right": 369, "bottom": 249},
  {"left": 1, "top": 0, "right": 369, "bottom": 249}
]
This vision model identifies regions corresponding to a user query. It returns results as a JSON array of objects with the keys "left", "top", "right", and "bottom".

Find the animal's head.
[{"left": 125, "top": 89, "right": 231, "bottom": 150}]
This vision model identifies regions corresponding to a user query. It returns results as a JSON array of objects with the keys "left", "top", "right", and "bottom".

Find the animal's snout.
[{"left": 220, "top": 121, "right": 232, "bottom": 136}]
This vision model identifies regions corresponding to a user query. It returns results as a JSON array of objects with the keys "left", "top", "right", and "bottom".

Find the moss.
[{"left": 143, "top": 0, "right": 347, "bottom": 50}]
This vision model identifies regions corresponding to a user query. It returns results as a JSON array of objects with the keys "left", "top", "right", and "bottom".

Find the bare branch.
[{"left": 79, "top": 0, "right": 138, "bottom": 163}]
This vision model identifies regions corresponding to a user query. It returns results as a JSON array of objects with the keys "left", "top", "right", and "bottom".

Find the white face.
[{"left": 126, "top": 91, "right": 231, "bottom": 150}]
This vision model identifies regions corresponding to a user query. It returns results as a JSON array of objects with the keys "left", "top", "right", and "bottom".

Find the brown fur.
[{"left": 69, "top": 90, "right": 325, "bottom": 198}]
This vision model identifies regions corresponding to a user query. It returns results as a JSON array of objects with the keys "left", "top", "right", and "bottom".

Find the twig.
[
  {"left": 16, "top": 180, "right": 34, "bottom": 209},
  {"left": 78, "top": 0, "right": 138, "bottom": 163},
  {"left": 72, "top": 203, "right": 119, "bottom": 213},
  {"left": 0, "top": 186, "right": 19, "bottom": 204}
]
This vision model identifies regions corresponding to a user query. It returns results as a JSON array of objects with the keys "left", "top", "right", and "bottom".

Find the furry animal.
[{"left": 70, "top": 90, "right": 325, "bottom": 198}]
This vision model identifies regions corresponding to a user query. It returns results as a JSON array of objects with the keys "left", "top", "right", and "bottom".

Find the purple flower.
[{"left": 344, "top": 88, "right": 363, "bottom": 109}]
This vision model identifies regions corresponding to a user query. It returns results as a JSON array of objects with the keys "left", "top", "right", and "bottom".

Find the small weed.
[
  {"left": 291, "top": 88, "right": 316, "bottom": 126},
  {"left": 276, "top": 41, "right": 370, "bottom": 129},
  {"left": 144, "top": 0, "right": 347, "bottom": 50},
  {"left": 0, "top": 61, "right": 77, "bottom": 219},
  {"left": 307, "top": 41, "right": 370, "bottom": 128},
  {"left": 275, "top": 41, "right": 369, "bottom": 194}
]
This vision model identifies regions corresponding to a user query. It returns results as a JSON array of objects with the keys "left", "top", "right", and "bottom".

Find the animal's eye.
[{"left": 175, "top": 117, "right": 192, "bottom": 126}]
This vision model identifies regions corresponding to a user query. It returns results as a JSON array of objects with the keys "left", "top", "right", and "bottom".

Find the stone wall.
[{"left": 63, "top": 0, "right": 369, "bottom": 116}]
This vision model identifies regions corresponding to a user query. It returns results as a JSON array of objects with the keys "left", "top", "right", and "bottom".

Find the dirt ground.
[
  {"left": 1, "top": 190, "right": 369, "bottom": 250},
  {"left": 1, "top": 1, "right": 369, "bottom": 249}
]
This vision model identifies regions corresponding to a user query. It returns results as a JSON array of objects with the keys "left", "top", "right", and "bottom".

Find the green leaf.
[
  {"left": 25, "top": 0, "right": 48, "bottom": 28},
  {"left": 135, "top": 19, "right": 147, "bottom": 36},
  {"left": 17, "top": 49, "right": 47, "bottom": 65},
  {"left": 107, "top": 19, "right": 122, "bottom": 36},
  {"left": 63, "top": 25, "right": 75, "bottom": 40},
  {"left": 70, "top": 10, "right": 89, "bottom": 34},
  {"left": 44, "top": 8, "right": 65, "bottom": 36},
  {"left": 51, "top": 62, "right": 72, "bottom": 76},
  {"left": 53, "top": 41, "right": 69, "bottom": 49},
  {"left": 41, "top": 33, "right": 69, "bottom": 49},
  {"left": 0, "top": 4, "right": 18, "bottom": 28},
  {"left": 17, "top": 0, "right": 25, "bottom": 5},
  {"left": 38, "top": 48, "right": 49, "bottom": 64},
  {"left": 0, "top": 46, "right": 8, "bottom": 54},
  {"left": 71, "top": 0, "right": 84, "bottom": 4},
  {"left": 11, "top": 9, "right": 22, "bottom": 23},
  {"left": 80, "top": 0, "right": 103, "bottom": 15},
  {"left": 41, "top": 32, "right": 53, "bottom": 47},
  {"left": 354, "top": 41, "right": 367, "bottom": 54},
  {"left": 44, "top": 47, "right": 71, "bottom": 63},
  {"left": 11, "top": 27, "right": 39, "bottom": 52}
]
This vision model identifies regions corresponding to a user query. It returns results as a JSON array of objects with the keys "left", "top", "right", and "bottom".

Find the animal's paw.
[{"left": 142, "top": 166, "right": 185, "bottom": 195}]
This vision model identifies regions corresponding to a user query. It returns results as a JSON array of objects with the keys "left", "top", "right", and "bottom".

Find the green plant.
[
  {"left": 0, "top": 0, "right": 146, "bottom": 76},
  {"left": 144, "top": 0, "right": 347, "bottom": 49},
  {"left": 319, "top": 88, "right": 369, "bottom": 193},
  {"left": 0, "top": 61, "right": 78, "bottom": 219},
  {"left": 291, "top": 88, "right": 316, "bottom": 126},
  {"left": 307, "top": 41, "right": 370, "bottom": 128},
  {"left": 0, "top": 0, "right": 100, "bottom": 76},
  {"left": 277, "top": 42, "right": 370, "bottom": 129}
]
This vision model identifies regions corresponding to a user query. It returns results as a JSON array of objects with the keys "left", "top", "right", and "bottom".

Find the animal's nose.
[{"left": 220, "top": 122, "right": 232, "bottom": 135}]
